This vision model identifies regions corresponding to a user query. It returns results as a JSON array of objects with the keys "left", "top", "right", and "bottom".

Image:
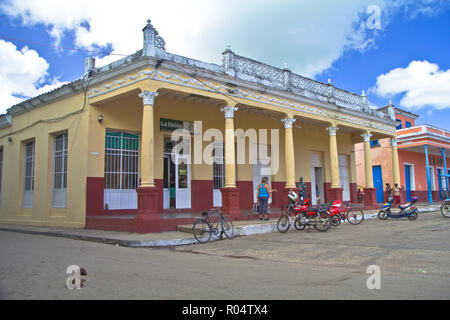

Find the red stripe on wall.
[{"left": 86, "top": 177, "right": 104, "bottom": 216}]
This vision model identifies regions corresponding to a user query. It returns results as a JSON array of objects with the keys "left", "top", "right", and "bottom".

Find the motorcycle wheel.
[
  {"left": 441, "top": 203, "right": 450, "bottom": 218},
  {"left": 407, "top": 211, "right": 418, "bottom": 220},
  {"left": 331, "top": 215, "right": 341, "bottom": 227},
  {"left": 277, "top": 214, "right": 291, "bottom": 233},
  {"left": 294, "top": 219, "right": 306, "bottom": 231},
  {"left": 378, "top": 210, "right": 388, "bottom": 220},
  {"left": 313, "top": 212, "right": 332, "bottom": 232}
]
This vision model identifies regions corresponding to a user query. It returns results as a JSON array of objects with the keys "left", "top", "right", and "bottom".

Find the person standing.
[
  {"left": 256, "top": 177, "right": 276, "bottom": 221},
  {"left": 385, "top": 183, "right": 393, "bottom": 202},
  {"left": 169, "top": 177, "right": 176, "bottom": 209},
  {"left": 315, "top": 184, "right": 321, "bottom": 204},
  {"left": 296, "top": 177, "right": 307, "bottom": 200},
  {"left": 393, "top": 183, "right": 401, "bottom": 207}
]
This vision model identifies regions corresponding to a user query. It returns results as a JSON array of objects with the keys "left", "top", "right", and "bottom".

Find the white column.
[
  {"left": 138, "top": 90, "right": 159, "bottom": 188},
  {"left": 281, "top": 117, "right": 296, "bottom": 189},
  {"left": 220, "top": 105, "right": 238, "bottom": 188},
  {"left": 361, "top": 132, "right": 374, "bottom": 188}
]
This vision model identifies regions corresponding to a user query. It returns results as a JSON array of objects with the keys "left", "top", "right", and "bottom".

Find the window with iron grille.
[
  {"left": 213, "top": 141, "right": 224, "bottom": 190},
  {"left": 104, "top": 131, "right": 139, "bottom": 190},
  {"left": 52, "top": 133, "right": 68, "bottom": 207},
  {"left": 24, "top": 141, "right": 35, "bottom": 190},
  {"left": 23, "top": 140, "right": 35, "bottom": 208}
]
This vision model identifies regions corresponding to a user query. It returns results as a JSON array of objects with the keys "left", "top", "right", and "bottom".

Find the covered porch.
[{"left": 397, "top": 124, "right": 450, "bottom": 203}]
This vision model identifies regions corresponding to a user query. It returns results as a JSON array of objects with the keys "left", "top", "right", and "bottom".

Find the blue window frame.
[
  {"left": 396, "top": 119, "right": 402, "bottom": 130},
  {"left": 405, "top": 121, "right": 412, "bottom": 128},
  {"left": 370, "top": 140, "right": 380, "bottom": 147}
]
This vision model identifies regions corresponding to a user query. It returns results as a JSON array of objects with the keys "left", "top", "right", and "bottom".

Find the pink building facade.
[{"left": 356, "top": 106, "right": 450, "bottom": 204}]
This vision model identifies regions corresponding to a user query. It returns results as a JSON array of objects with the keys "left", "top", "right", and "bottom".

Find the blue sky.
[{"left": 0, "top": 0, "right": 449, "bottom": 129}]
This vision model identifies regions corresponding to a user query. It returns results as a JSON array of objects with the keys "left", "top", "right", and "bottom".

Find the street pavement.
[{"left": 0, "top": 210, "right": 449, "bottom": 299}]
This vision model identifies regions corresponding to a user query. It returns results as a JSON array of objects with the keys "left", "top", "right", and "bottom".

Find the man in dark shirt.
[{"left": 296, "top": 177, "right": 307, "bottom": 200}]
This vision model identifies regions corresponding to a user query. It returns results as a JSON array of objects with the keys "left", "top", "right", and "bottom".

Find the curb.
[{"left": 0, "top": 206, "right": 440, "bottom": 247}]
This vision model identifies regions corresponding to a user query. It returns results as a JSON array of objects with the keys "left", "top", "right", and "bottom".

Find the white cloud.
[
  {"left": 0, "top": 0, "right": 448, "bottom": 114},
  {"left": 373, "top": 60, "right": 450, "bottom": 110},
  {"left": 0, "top": 0, "right": 396, "bottom": 77},
  {"left": 0, "top": 40, "right": 67, "bottom": 114},
  {"left": 0, "top": 40, "right": 48, "bottom": 112}
]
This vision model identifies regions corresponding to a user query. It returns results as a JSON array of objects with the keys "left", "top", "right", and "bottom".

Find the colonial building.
[
  {"left": 355, "top": 104, "right": 450, "bottom": 203},
  {"left": 0, "top": 20, "right": 397, "bottom": 233}
]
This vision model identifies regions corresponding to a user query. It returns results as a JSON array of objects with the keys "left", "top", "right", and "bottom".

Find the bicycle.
[
  {"left": 328, "top": 201, "right": 365, "bottom": 226},
  {"left": 192, "top": 207, "right": 235, "bottom": 243}
]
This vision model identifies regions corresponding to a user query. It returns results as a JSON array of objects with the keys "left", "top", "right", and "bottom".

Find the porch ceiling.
[
  {"left": 158, "top": 89, "right": 224, "bottom": 106},
  {"left": 398, "top": 144, "right": 444, "bottom": 156},
  {"left": 238, "top": 104, "right": 284, "bottom": 122}
]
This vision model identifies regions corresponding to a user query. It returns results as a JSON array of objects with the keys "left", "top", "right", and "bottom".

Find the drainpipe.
[
  {"left": 425, "top": 144, "right": 433, "bottom": 203},
  {"left": 443, "top": 148, "right": 448, "bottom": 191}
]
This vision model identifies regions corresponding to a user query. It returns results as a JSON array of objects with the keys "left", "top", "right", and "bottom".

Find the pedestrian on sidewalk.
[
  {"left": 256, "top": 177, "right": 276, "bottom": 221},
  {"left": 297, "top": 177, "right": 307, "bottom": 200},
  {"left": 393, "top": 183, "right": 401, "bottom": 207},
  {"left": 385, "top": 183, "right": 393, "bottom": 202}
]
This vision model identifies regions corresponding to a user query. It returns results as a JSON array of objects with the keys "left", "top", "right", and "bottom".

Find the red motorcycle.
[
  {"left": 327, "top": 200, "right": 365, "bottom": 226},
  {"left": 277, "top": 191, "right": 332, "bottom": 233}
]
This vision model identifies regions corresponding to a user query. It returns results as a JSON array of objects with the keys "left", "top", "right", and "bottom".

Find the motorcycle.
[
  {"left": 277, "top": 191, "right": 332, "bottom": 233},
  {"left": 440, "top": 190, "right": 450, "bottom": 218},
  {"left": 378, "top": 196, "right": 419, "bottom": 220}
]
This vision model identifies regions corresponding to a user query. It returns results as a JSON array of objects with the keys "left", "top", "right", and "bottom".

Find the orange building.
[{"left": 356, "top": 105, "right": 450, "bottom": 204}]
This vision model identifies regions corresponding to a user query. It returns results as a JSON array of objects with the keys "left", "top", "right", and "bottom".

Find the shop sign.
[{"left": 160, "top": 118, "right": 194, "bottom": 134}]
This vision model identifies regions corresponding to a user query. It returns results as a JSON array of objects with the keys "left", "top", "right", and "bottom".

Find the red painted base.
[
  {"left": 134, "top": 186, "right": 162, "bottom": 233},
  {"left": 221, "top": 187, "right": 242, "bottom": 221},
  {"left": 236, "top": 181, "right": 253, "bottom": 210},
  {"left": 364, "top": 188, "right": 378, "bottom": 207},
  {"left": 328, "top": 187, "right": 343, "bottom": 201},
  {"left": 350, "top": 183, "right": 358, "bottom": 204}
]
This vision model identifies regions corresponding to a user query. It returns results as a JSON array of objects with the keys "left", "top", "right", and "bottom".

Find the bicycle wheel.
[
  {"left": 441, "top": 203, "right": 450, "bottom": 218},
  {"left": 313, "top": 212, "right": 331, "bottom": 232},
  {"left": 331, "top": 214, "right": 341, "bottom": 227},
  {"left": 277, "top": 214, "right": 291, "bottom": 233},
  {"left": 347, "top": 208, "right": 364, "bottom": 225},
  {"left": 192, "top": 219, "right": 212, "bottom": 243},
  {"left": 221, "top": 216, "right": 235, "bottom": 239}
]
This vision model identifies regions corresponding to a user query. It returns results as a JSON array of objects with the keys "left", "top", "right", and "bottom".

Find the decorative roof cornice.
[{"left": 1, "top": 19, "right": 396, "bottom": 131}]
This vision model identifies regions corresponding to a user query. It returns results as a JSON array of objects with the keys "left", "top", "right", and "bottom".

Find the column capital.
[
  {"left": 361, "top": 132, "right": 372, "bottom": 142},
  {"left": 139, "top": 90, "right": 159, "bottom": 106},
  {"left": 390, "top": 138, "right": 398, "bottom": 147},
  {"left": 281, "top": 117, "right": 296, "bottom": 129},
  {"left": 326, "top": 126, "right": 339, "bottom": 136},
  {"left": 220, "top": 105, "right": 238, "bottom": 119}
]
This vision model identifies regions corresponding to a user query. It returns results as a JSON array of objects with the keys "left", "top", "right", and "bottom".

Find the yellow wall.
[
  {"left": 0, "top": 92, "right": 89, "bottom": 228},
  {"left": 0, "top": 65, "right": 385, "bottom": 229}
]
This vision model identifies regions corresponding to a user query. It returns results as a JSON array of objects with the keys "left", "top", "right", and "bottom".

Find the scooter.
[
  {"left": 378, "top": 196, "right": 419, "bottom": 220},
  {"left": 440, "top": 190, "right": 450, "bottom": 218}
]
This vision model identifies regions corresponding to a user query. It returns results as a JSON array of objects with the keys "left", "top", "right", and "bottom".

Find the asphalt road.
[{"left": 0, "top": 211, "right": 449, "bottom": 299}]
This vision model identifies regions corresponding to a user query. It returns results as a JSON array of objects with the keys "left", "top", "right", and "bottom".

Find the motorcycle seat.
[{"left": 308, "top": 205, "right": 321, "bottom": 212}]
